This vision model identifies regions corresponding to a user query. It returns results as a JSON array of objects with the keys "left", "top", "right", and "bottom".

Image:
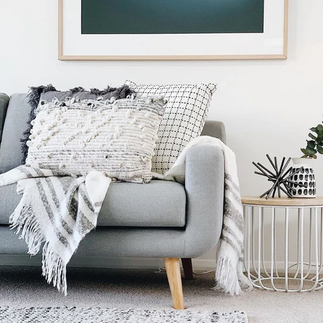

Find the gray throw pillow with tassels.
[{"left": 20, "top": 85, "right": 135, "bottom": 164}]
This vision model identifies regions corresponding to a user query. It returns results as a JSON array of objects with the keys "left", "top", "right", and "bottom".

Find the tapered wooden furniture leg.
[
  {"left": 164, "top": 258, "right": 185, "bottom": 310},
  {"left": 181, "top": 258, "right": 194, "bottom": 280}
]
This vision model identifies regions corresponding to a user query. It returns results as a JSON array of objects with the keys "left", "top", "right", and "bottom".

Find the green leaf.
[
  {"left": 317, "top": 124, "right": 323, "bottom": 132},
  {"left": 308, "top": 133, "right": 317, "bottom": 141},
  {"left": 317, "top": 145, "right": 323, "bottom": 154},
  {"left": 310, "top": 127, "right": 318, "bottom": 133},
  {"left": 301, "top": 148, "right": 308, "bottom": 155},
  {"left": 306, "top": 140, "right": 316, "bottom": 149},
  {"left": 305, "top": 147, "right": 317, "bottom": 155}
]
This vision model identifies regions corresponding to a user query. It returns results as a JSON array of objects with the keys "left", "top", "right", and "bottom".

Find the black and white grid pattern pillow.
[{"left": 125, "top": 81, "right": 216, "bottom": 174}]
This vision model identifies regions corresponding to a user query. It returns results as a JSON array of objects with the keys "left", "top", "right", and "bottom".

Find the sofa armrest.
[
  {"left": 183, "top": 144, "right": 224, "bottom": 257},
  {"left": 0, "top": 93, "right": 9, "bottom": 145}
]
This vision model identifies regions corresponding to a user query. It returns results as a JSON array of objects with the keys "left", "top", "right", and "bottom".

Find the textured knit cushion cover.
[
  {"left": 39, "top": 86, "right": 132, "bottom": 103},
  {"left": 125, "top": 81, "right": 216, "bottom": 174},
  {"left": 21, "top": 85, "right": 134, "bottom": 163},
  {"left": 25, "top": 97, "right": 165, "bottom": 183}
]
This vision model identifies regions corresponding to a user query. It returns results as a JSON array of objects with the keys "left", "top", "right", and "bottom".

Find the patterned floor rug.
[{"left": 0, "top": 306, "right": 247, "bottom": 323}]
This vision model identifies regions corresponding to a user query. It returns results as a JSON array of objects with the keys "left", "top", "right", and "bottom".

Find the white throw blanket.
[
  {"left": 0, "top": 166, "right": 111, "bottom": 295},
  {"left": 163, "top": 136, "right": 252, "bottom": 295},
  {"left": 0, "top": 136, "right": 251, "bottom": 295}
]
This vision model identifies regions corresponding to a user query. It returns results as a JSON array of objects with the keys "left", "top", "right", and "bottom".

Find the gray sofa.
[{"left": 0, "top": 92, "right": 225, "bottom": 309}]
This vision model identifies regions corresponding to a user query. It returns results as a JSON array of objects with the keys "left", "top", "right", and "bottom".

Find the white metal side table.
[{"left": 242, "top": 196, "right": 323, "bottom": 292}]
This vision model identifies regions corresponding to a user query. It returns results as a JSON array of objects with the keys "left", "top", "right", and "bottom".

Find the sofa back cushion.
[
  {"left": 0, "top": 93, "right": 10, "bottom": 146},
  {"left": 0, "top": 94, "right": 32, "bottom": 174}
]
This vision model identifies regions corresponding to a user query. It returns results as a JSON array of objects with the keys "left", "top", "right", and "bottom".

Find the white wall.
[{"left": 1, "top": 0, "right": 323, "bottom": 269}]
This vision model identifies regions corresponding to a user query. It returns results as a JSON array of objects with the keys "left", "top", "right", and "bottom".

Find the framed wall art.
[{"left": 58, "top": 0, "right": 288, "bottom": 61}]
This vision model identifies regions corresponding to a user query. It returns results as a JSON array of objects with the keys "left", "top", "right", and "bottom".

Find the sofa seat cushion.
[{"left": 0, "top": 180, "right": 186, "bottom": 227}]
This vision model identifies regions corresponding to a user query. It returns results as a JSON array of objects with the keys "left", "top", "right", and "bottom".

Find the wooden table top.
[{"left": 241, "top": 196, "right": 323, "bottom": 207}]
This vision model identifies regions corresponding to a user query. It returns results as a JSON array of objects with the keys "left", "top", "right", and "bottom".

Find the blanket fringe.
[
  {"left": 42, "top": 242, "right": 67, "bottom": 296},
  {"left": 213, "top": 257, "right": 252, "bottom": 295},
  {"left": 213, "top": 257, "right": 241, "bottom": 295},
  {"left": 9, "top": 205, "right": 67, "bottom": 295},
  {"left": 9, "top": 205, "right": 44, "bottom": 256},
  {"left": 214, "top": 257, "right": 253, "bottom": 295}
]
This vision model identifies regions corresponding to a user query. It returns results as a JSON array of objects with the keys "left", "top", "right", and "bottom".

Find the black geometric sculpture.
[{"left": 252, "top": 155, "right": 303, "bottom": 199}]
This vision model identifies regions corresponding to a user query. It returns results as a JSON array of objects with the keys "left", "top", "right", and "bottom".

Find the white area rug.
[{"left": 0, "top": 306, "right": 247, "bottom": 323}]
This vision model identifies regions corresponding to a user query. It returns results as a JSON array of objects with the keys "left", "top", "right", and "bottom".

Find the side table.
[{"left": 242, "top": 196, "right": 323, "bottom": 292}]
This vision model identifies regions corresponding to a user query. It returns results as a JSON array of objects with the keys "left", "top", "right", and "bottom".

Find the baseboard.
[
  {"left": 0, "top": 255, "right": 217, "bottom": 271},
  {"left": 2, "top": 255, "right": 318, "bottom": 275}
]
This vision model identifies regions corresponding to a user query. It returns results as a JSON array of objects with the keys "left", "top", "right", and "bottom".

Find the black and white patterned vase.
[{"left": 290, "top": 158, "right": 316, "bottom": 198}]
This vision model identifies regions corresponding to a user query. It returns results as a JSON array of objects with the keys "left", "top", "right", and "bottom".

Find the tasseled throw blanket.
[
  {"left": 0, "top": 137, "right": 251, "bottom": 295},
  {"left": 163, "top": 136, "right": 252, "bottom": 295},
  {"left": 0, "top": 166, "right": 111, "bottom": 295}
]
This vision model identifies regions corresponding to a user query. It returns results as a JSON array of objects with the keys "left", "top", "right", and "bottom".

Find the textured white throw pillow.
[
  {"left": 125, "top": 81, "right": 216, "bottom": 174},
  {"left": 25, "top": 97, "right": 165, "bottom": 183}
]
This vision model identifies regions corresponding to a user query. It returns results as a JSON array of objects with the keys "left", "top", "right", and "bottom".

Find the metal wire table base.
[{"left": 243, "top": 199, "right": 323, "bottom": 292}]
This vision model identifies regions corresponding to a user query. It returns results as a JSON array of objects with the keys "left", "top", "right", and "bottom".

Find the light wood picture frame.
[{"left": 58, "top": 0, "right": 288, "bottom": 61}]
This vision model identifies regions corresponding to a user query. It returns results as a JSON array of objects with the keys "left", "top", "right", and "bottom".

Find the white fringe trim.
[
  {"left": 10, "top": 206, "right": 68, "bottom": 295},
  {"left": 214, "top": 257, "right": 253, "bottom": 295},
  {"left": 10, "top": 206, "right": 44, "bottom": 256},
  {"left": 42, "top": 242, "right": 67, "bottom": 296}
]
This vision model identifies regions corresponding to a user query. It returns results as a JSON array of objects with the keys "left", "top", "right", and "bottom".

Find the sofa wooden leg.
[
  {"left": 164, "top": 258, "right": 185, "bottom": 310},
  {"left": 181, "top": 258, "right": 194, "bottom": 280}
]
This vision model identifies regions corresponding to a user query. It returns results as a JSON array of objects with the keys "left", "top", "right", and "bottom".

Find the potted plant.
[
  {"left": 300, "top": 123, "right": 323, "bottom": 159},
  {"left": 291, "top": 121, "right": 323, "bottom": 198}
]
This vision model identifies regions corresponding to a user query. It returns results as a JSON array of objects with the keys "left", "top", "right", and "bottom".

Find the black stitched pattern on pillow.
[{"left": 125, "top": 81, "right": 216, "bottom": 174}]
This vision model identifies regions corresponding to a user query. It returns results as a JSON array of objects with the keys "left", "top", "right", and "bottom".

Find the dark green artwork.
[{"left": 81, "top": 0, "right": 264, "bottom": 35}]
